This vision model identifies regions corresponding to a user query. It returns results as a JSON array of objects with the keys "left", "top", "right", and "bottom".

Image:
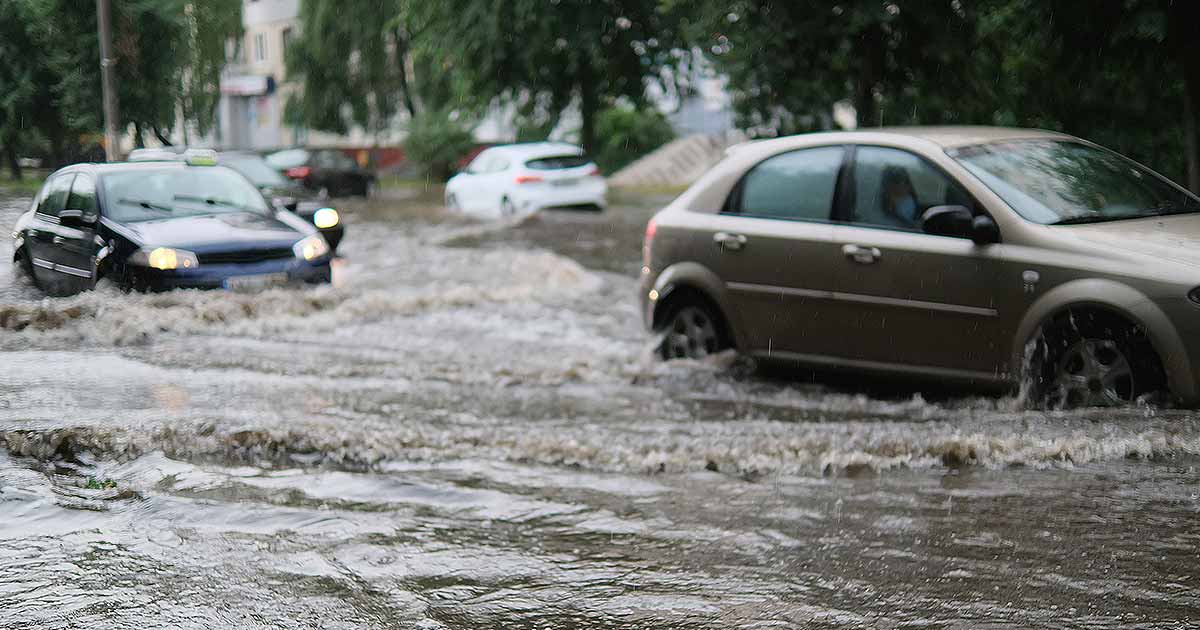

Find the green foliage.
[
  {"left": 0, "top": 0, "right": 240, "bottom": 170},
  {"left": 411, "top": 0, "right": 686, "bottom": 152},
  {"left": 403, "top": 111, "right": 476, "bottom": 180},
  {"left": 592, "top": 105, "right": 675, "bottom": 174}
]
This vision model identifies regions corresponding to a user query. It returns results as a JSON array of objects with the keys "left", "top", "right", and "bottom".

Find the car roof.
[
  {"left": 731, "top": 126, "right": 1075, "bottom": 156},
  {"left": 489, "top": 142, "right": 585, "bottom": 159}
]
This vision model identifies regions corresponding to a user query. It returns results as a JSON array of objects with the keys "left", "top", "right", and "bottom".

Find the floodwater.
[{"left": 0, "top": 189, "right": 1197, "bottom": 629}]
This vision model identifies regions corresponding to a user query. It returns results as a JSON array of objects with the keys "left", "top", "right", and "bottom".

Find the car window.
[
  {"left": 333, "top": 152, "right": 357, "bottom": 170},
  {"left": 66, "top": 173, "right": 98, "bottom": 213},
  {"left": 728, "top": 146, "right": 844, "bottom": 221},
  {"left": 38, "top": 173, "right": 75, "bottom": 217},
  {"left": 223, "top": 155, "right": 290, "bottom": 187},
  {"left": 850, "top": 146, "right": 975, "bottom": 232},
  {"left": 526, "top": 155, "right": 591, "bottom": 170}
]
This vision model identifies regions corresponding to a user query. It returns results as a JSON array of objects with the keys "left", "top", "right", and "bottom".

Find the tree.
[
  {"left": 285, "top": 0, "right": 421, "bottom": 135},
  {"left": 689, "top": 0, "right": 984, "bottom": 134},
  {"left": 0, "top": 0, "right": 241, "bottom": 167},
  {"left": 412, "top": 0, "right": 685, "bottom": 153}
]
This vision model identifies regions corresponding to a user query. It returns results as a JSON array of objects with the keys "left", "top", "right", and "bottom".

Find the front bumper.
[{"left": 122, "top": 257, "right": 332, "bottom": 291}]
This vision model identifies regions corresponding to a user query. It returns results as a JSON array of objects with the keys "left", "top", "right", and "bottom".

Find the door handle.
[
  {"left": 713, "top": 232, "right": 748, "bottom": 251},
  {"left": 842, "top": 244, "right": 881, "bottom": 264},
  {"left": 52, "top": 236, "right": 65, "bottom": 245}
]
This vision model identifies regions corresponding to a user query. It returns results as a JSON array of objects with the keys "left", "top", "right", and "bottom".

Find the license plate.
[
  {"left": 551, "top": 178, "right": 580, "bottom": 187},
  {"left": 224, "top": 272, "right": 289, "bottom": 292}
]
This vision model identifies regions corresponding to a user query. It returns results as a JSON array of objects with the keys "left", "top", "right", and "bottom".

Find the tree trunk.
[
  {"left": 854, "top": 24, "right": 885, "bottom": 128},
  {"left": 578, "top": 57, "right": 598, "bottom": 154},
  {"left": 153, "top": 125, "right": 173, "bottom": 146},
  {"left": 1184, "top": 90, "right": 1200, "bottom": 194},
  {"left": 3, "top": 142, "right": 21, "bottom": 181},
  {"left": 1169, "top": 0, "right": 1200, "bottom": 193},
  {"left": 395, "top": 29, "right": 418, "bottom": 118}
]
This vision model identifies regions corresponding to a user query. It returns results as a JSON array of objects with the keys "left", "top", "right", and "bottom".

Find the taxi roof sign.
[{"left": 183, "top": 149, "right": 218, "bottom": 166}]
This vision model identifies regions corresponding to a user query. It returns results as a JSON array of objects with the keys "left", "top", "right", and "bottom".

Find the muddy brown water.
[{"left": 0, "top": 188, "right": 1198, "bottom": 629}]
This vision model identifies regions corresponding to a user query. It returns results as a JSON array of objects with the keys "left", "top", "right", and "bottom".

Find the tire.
[
  {"left": 500, "top": 196, "right": 516, "bottom": 218},
  {"left": 1025, "top": 309, "right": 1166, "bottom": 409},
  {"left": 657, "top": 299, "right": 729, "bottom": 360},
  {"left": 13, "top": 248, "right": 39, "bottom": 289}
]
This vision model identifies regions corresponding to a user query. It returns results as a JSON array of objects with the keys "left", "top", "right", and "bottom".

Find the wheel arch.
[
  {"left": 650, "top": 262, "right": 747, "bottom": 351},
  {"left": 1012, "top": 278, "right": 1192, "bottom": 402}
]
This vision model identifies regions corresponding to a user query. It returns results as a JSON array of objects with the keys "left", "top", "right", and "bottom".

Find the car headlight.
[
  {"left": 293, "top": 234, "right": 329, "bottom": 261},
  {"left": 129, "top": 247, "right": 199, "bottom": 270},
  {"left": 313, "top": 207, "right": 339, "bottom": 229}
]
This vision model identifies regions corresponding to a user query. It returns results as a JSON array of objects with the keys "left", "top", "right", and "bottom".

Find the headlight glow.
[
  {"left": 130, "top": 247, "right": 199, "bottom": 270},
  {"left": 313, "top": 207, "right": 339, "bottom": 229},
  {"left": 293, "top": 234, "right": 329, "bottom": 261}
]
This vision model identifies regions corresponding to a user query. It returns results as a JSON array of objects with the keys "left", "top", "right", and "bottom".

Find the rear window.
[{"left": 525, "top": 155, "right": 592, "bottom": 170}]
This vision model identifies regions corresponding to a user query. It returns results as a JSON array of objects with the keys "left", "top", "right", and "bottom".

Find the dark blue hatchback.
[{"left": 10, "top": 156, "right": 332, "bottom": 296}]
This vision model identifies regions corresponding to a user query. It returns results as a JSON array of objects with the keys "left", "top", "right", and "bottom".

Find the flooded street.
[{"left": 1, "top": 189, "right": 1198, "bottom": 629}]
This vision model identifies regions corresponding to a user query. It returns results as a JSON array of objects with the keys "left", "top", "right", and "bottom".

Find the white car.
[{"left": 444, "top": 142, "right": 607, "bottom": 218}]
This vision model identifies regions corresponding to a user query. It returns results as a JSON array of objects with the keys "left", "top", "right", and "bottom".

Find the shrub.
[
  {"left": 405, "top": 110, "right": 477, "bottom": 181},
  {"left": 593, "top": 105, "right": 675, "bottom": 174}
]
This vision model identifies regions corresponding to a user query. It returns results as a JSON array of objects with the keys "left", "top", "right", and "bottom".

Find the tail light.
[
  {"left": 515, "top": 175, "right": 543, "bottom": 185},
  {"left": 643, "top": 218, "right": 657, "bottom": 267},
  {"left": 285, "top": 166, "right": 312, "bottom": 179},
  {"left": 586, "top": 166, "right": 601, "bottom": 177}
]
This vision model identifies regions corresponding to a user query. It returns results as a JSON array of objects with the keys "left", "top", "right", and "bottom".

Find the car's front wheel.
[
  {"left": 658, "top": 301, "right": 729, "bottom": 360},
  {"left": 1026, "top": 309, "right": 1166, "bottom": 409}
]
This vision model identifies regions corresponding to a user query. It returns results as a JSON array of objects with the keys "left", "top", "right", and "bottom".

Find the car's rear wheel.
[
  {"left": 1026, "top": 309, "right": 1166, "bottom": 409},
  {"left": 659, "top": 302, "right": 728, "bottom": 360}
]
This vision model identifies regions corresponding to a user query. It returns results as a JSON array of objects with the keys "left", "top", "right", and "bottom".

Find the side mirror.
[
  {"left": 58, "top": 208, "right": 97, "bottom": 229},
  {"left": 970, "top": 215, "right": 1001, "bottom": 245},
  {"left": 921, "top": 205, "right": 973, "bottom": 239}
]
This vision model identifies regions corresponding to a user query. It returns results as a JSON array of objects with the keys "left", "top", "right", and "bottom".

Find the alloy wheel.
[
  {"left": 1049, "top": 338, "right": 1135, "bottom": 408},
  {"left": 662, "top": 306, "right": 721, "bottom": 360}
]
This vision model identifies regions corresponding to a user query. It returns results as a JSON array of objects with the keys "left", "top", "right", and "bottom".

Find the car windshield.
[
  {"left": 222, "top": 155, "right": 290, "bottom": 188},
  {"left": 951, "top": 140, "right": 1200, "bottom": 225},
  {"left": 264, "top": 149, "right": 310, "bottom": 170},
  {"left": 101, "top": 166, "right": 270, "bottom": 222}
]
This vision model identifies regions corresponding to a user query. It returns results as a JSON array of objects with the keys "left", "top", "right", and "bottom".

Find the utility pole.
[{"left": 97, "top": 0, "right": 120, "bottom": 161}]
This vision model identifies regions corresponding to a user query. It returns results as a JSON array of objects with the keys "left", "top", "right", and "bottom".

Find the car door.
[
  {"left": 50, "top": 172, "right": 102, "bottom": 293},
  {"left": 455, "top": 151, "right": 492, "bottom": 211},
  {"left": 688, "top": 145, "right": 857, "bottom": 358},
  {"left": 830, "top": 145, "right": 1011, "bottom": 376},
  {"left": 24, "top": 173, "right": 74, "bottom": 291}
]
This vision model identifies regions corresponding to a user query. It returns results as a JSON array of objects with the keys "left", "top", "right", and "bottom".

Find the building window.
[
  {"left": 282, "top": 27, "right": 294, "bottom": 56},
  {"left": 254, "top": 32, "right": 267, "bottom": 62}
]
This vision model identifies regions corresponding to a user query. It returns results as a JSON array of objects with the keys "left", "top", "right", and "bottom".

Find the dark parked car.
[
  {"left": 11, "top": 152, "right": 332, "bottom": 296},
  {"left": 128, "top": 148, "right": 345, "bottom": 252},
  {"left": 265, "top": 148, "right": 376, "bottom": 199}
]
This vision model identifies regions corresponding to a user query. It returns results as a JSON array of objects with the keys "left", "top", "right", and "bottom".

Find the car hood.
[
  {"left": 1058, "top": 213, "right": 1200, "bottom": 268},
  {"left": 120, "top": 212, "right": 305, "bottom": 252}
]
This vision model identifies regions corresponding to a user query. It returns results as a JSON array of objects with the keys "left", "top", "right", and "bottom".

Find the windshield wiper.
[
  {"left": 119, "top": 198, "right": 175, "bottom": 213},
  {"left": 173, "top": 195, "right": 249, "bottom": 211},
  {"left": 1050, "top": 214, "right": 1118, "bottom": 225}
]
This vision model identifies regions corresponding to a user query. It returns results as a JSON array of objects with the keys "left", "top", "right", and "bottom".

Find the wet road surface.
[{"left": 1, "top": 188, "right": 1198, "bottom": 629}]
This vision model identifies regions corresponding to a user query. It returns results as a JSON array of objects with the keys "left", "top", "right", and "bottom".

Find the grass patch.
[{"left": 0, "top": 171, "right": 43, "bottom": 195}]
